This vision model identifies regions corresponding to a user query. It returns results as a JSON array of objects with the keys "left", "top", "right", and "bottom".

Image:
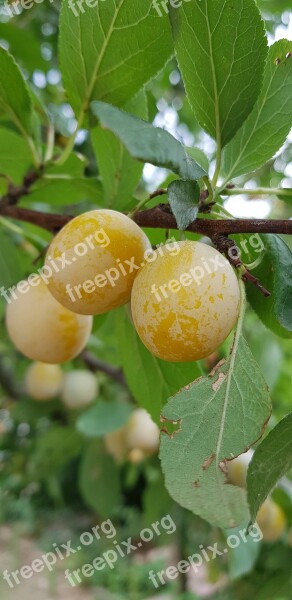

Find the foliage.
[{"left": 0, "top": 0, "right": 291, "bottom": 597}]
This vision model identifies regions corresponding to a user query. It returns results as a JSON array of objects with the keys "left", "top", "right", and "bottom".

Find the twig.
[
  {"left": 0, "top": 167, "right": 43, "bottom": 208},
  {"left": 81, "top": 350, "right": 126, "bottom": 387},
  {"left": 149, "top": 187, "right": 167, "bottom": 200},
  {"left": 212, "top": 234, "right": 271, "bottom": 297}
]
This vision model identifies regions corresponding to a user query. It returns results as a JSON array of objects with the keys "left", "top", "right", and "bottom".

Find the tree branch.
[
  {"left": 0, "top": 203, "right": 292, "bottom": 236},
  {"left": 81, "top": 350, "right": 127, "bottom": 387}
]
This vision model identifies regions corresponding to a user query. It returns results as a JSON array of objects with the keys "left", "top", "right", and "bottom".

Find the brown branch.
[
  {"left": 81, "top": 350, "right": 126, "bottom": 387},
  {"left": 134, "top": 206, "right": 292, "bottom": 235},
  {"left": 212, "top": 234, "right": 271, "bottom": 297},
  {"left": 0, "top": 205, "right": 71, "bottom": 232},
  {"left": 1, "top": 203, "right": 292, "bottom": 236},
  {"left": 0, "top": 168, "right": 43, "bottom": 207}
]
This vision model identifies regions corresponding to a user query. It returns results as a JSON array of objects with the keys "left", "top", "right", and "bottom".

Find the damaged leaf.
[{"left": 160, "top": 337, "right": 271, "bottom": 529}]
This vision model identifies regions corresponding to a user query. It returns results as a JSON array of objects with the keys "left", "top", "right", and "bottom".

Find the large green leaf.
[
  {"left": 46, "top": 153, "right": 88, "bottom": 177},
  {"left": 223, "top": 40, "right": 292, "bottom": 181},
  {"left": 160, "top": 337, "right": 271, "bottom": 528},
  {"left": 91, "top": 91, "right": 147, "bottom": 210},
  {"left": 24, "top": 177, "right": 103, "bottom": 207},
  {"left": 59, "top": 0, "right": 172, "bottom": 118},
  {"left": 91, "top": 101, "right": 206, "bottom": 180},
  {"left": 76, "top": 400, "right": 132, "bottom": 438},
  {"left": 247, "top": 235, "right": 292, "bottom": 339},
  {"left": 247, "top": 413, "right": 292, "bottom": 522},
  {"left": 0, "top": 128, "right": 33, "bottom": 184},
  {"left": 0, "top": 47, "right": 33, "bottom": 139},
  {"left": 79, "top": 441, "right": 121, "bottom": 517},
  {"left": 170, "top": 0, "right": 267, "bottom": 147},
  {"left": 0, "top": 23, "right": 48, "bottom": 72},
  {"left": 116, "top": 308, "right": 202, "bottom": 424}
]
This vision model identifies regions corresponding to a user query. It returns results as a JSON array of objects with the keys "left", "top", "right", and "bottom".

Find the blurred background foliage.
[{"left": 0, "top": 1, "right": 291, "bottom": 599}]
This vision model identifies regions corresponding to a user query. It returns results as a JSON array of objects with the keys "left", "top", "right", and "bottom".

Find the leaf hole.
[{"left": 160, "top": 415, "right": 182, "bottom": 439}]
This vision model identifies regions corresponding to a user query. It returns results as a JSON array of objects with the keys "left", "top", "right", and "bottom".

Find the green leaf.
[
  {"left": 0, "top": 47, "right": 33, "bottom": 139},
  {"left": 28, "top": 427, "right": 83, "bottom": 480},
  {"left": 79, "top": 441, "right": 121, "bottom": 517},
  {"left": 0, "top": 231, "right": 30, "bottom": 289},
  {"left": 91, "top": 101, "right": 206, "bottom": 180},
  {"left": 0, "top": 23, "right": 48, "bottom": 72},
  {"left": 46, "top": 153, "right": 88, "bottom": 177},
  {"left": 25, "top": 177, "right": 103, "bottom": 207},
  {"left": 247, "top": 413, "right": 292, "bottom": 523},
  {"left": 91, "top": 91, "right": 147, "bottom": 210},
  {"left": 59, "top": 0, "right": 173, "bottom": 118},
  {"left": 0, "top": 128, "right": 33, "bottom": 184},
  {"left": 277, "top": 188, "right": 292, "bottom": 204},
  {"left": 185, "top": 147, "right": 209, "bottom": 175},
  {"left": 116, "top": 307, "right": 202, "bottom": 425},
  {"left": 168, "top": 180, "right": 200, "bottom": 230},
  {"left": 227, "top": 525, "right": 261, "bottom": 579},
  {"left": 76, "top": 401, "right": 132, "bottom": 438},
  {"left": 247, "top": 235, "right": 292, "bottom": 339},
  {"left": 160, "top": 337, "right": 271, "bottom": 528},
  {"left": 257, "top": 0, "right": 292, "bottom": 15},
  {"left": 170, "top": 0, "right": 267, "bottom": 147},
  {"left": 222, "top": 40, "right": 292, "bottom": 181}
]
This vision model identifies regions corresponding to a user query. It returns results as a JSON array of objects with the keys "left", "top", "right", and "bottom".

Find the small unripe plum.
[
  {"left": 45, "top": 209, "right": 151, "bottom": 315},
  {"left": 256, "top": 498, "right": 287, "bottom": 542},
  {"left": 131, "top": 240, "right": 240, "bottom": 362},
  {"left": 6, "top": 278, "right": 92, "bottom": 364},
  {"left": 227, "top": 449, "right": 254, "bottom": 488},
  {"left": 104, "top": 427, "right": 129, "bottom": 463},
  {"left": 25, "top": 362, "right": 63, "bottom": 401},
  {"left": 61, "top": 370, "right": 98, "bottom": 409},
  {"left": 126, "top": 408, "right": 160, "bottom": 453}
]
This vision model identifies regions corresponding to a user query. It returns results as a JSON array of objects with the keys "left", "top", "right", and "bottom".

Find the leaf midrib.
[{"left": 79, "top": 0, "right": 126, "bottom": 118}]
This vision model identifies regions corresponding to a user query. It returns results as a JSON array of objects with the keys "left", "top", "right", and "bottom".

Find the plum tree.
[
  {"left": 227, "top": 449, "right": 254, "bottom": 488},
  {"left": 126, "top": 408, "right": 160, "bottom": 453},
  {"left": 45, "top": 209, "right": 151, "bottom": 315},
  {"left": 25, "top": 362, "right": 63, "bottom": 401},
  {"left": 131, "top": 240, "right": 240, "bottom": 362},
  {"left": 256, "top": 498, "right": 287, "bottom": 542},
  {"left": 6, "top": 278, "right": 93, "bottom": 364},
  {"left": 61, "top": 370, "right": 98, "bottom": 409}
]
